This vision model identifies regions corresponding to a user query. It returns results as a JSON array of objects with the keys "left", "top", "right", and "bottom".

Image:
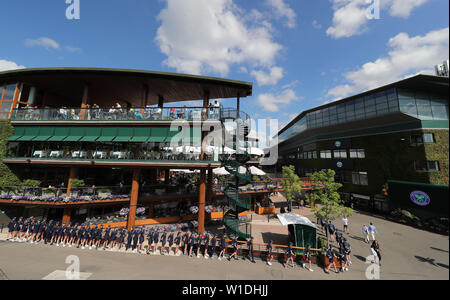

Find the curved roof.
[{"left": 0, "top": 67, "right": 252, "bottom": 107}]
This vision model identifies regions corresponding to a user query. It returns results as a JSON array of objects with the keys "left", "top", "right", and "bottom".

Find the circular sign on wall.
[
  {"left": 335, "top": 141, "right": 342, "bottom": 148},
  {"left": 336, "top": 161, "right": 343, "bottom": 168},
  {"left": 410, "top": 190, "right": 431, "bottom": 206}
]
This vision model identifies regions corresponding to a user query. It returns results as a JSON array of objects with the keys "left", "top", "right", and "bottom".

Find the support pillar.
[
  {"left": 127, "top": 169, "right": 141, "bottom": 230},
  {"left": 309, "top": 192, "right": 315, "bottom": 208},
  {"left": 80, "top": 84, "right": 89, "bottom": 120},
  {"left": 198, "top": 169, "right": 206, "bottom": 234},
  {"left": 206, "top": 168, "right": 213, "bottom": 205},
  {"left": 165, "top": 169, "right": 170, "bottom": 183},
  {"left": 148, "top": 203, "right": 154, "bottom": 218},
  {"left": 62, "top": 208, "right": 72, "bottom": 225},
  {"left": 66, "top": 167, "right": 78, "bottom": 196}
]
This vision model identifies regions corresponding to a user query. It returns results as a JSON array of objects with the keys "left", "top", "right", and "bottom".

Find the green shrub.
[
  {"left": 70, "top": 179, "right": 85, "bottom": 188},
  {"left": 22, "top": 179, "right": 41, "bottom": 187}
]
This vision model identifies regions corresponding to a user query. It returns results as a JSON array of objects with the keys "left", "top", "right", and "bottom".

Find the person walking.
[
  {"left": 284, "top": 243, "right": 295, "bottom": 268},
  {"left": 228, "top": 237, "right": 239, "bottom": 261},
  {"left": 342, "top": 217, "right": 349, "bottom": 234},
  {"left": 371, "top": 240, "right": 382, "bottom": 266},
  {"left": 327, "top": 221, "right": 336, "bottom": 242},
  {"left": 266, "top": 240, "right": 274, "bottom": 266},
  {"left": 302, "top": 244, "right": 313, "bottom": 272},
  {"left": 218, "top": 235, "right": 227, "bottom": 261},
  {"left": 362, "top": 225, "right": 369, "bottom": 243},
  {"left": 325, "top": 246, "right": 338, "bottom": 274},
  {"left": 368, "top": 222, "right": 378, "bottom": 241},
  {"left": 247, "top": 237, "right": 256, "bottom": 263}
]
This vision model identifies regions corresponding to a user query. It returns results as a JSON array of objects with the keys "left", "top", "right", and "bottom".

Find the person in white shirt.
[
  {"left": 368, "top": 223, "right": 377, "bottom": 241},
  {"left": 342, "top": 217, "right": 349, "bottom": 234},
  {"left": 362, "top": 224, "right": 369, "bottom": 243}
]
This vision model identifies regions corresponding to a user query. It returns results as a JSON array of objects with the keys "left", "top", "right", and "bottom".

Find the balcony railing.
[
  {"left": 6, "top": 145, "right": 222, "bottom": 162},
  {"left": 11, "top": 106, "right": 222, "bottom": 122}
]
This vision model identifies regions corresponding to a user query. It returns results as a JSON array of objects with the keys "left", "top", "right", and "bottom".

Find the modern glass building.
[
  {"left": 0, "top": 68, "right": 265, "bottom": 236},
  {"left": 274, "top": 74, "right": 449, "bottom": 214}
]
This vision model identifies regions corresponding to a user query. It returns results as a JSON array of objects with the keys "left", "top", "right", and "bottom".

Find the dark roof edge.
[
  {"left": 277, "top": 74, "right": 449, "bottom": 137},
  {"left": 0, "top": 67, "right": 253, "bottom": 96}
]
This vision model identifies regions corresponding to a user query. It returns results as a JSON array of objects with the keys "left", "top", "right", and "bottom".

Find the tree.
[
  {"left": 281, "top": 165, "right": 304, "bottom": 212},
  {"left": 308, "top": 169, "right": 353, "bottom": 246}
]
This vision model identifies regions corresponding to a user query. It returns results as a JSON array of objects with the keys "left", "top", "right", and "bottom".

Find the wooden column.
[
  {"left": 206, "top": 168, "right": 213, "bottom": 205},
  {"left": 127, "top": 169, "right": 141, "bottom": 230},
  {"left": 148, "top": 203, "right": 154, "bottom": 218},
  {"left": 80, "top": 84, "right": 89, "bottom": 120},
  {"left": 200, "top": 92, "right": 209, "bottom": 160},
  {"left": 198, "top": 169, "right": 207, "bottom": 233},
  {"left": 8, "top": 83, "right": 21, "bottom": 120},
  {"left": 66, "top": 167, "right": 78, "bottom": 196},
  {"left": 62, "top": 208, "right": 72, "bottom": 224},
  {"left": 309, "top": 192, "right": 315, "bottom": 208}
]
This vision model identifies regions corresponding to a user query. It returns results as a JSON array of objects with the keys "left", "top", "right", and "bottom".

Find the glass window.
[
  {"left": 320, "top": 150, "right": 332, "bottom": 159},
  {"left": 3, "top": 84, "right": 17, "bottom": 100},
  {"left": 423, "top": 133, "right": 435, "bottom": 143},
  {"left": 375, "top": 95, "right": 387, "bottom": 105},
  {"left": 427, "top": 161, "right": 440, "bottom": 171},
  {"left": 352, "top": 172, "right": 368, "bottom": 186},
  {"left": 364, "top": 97, "right": 375, "bottom": 107},
  {"left": 417, "top": 105, "right": 433, "bottom": 120},
  {"left": 415, "top": 93, "right": 430, "bottom": 106},
  {"left": 365, "top": 104, "right": 376, "bottom": 113},
  {"left": 431, "top": 106, "right": 448, "bottom": 120},
  {"left": 334, "top": 150, "right": 347, "bottom": 159},
  {"left": 400, "top": 103, "right": 418, "bottom": 117},
  {"left": 0, "top": 101, "right": 13, "bottom": 113},
  {"left": 350, "top": 149, "right": 365, "bottom": 158}
]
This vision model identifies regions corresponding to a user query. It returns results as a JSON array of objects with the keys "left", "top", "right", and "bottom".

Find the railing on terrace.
[
  {"left": 6, "top": 148, "right": 219, "bottom": 162},
  {"left": 11, "top": 107, "right": 222, "bottom": 122}
]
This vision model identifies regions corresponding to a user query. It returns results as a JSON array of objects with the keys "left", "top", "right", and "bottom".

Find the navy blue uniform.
[
  {"left": 160, "top": 233, "right": 167, "bottom": 246},
  {"left": 39, "top": 220, "right": 47, "bottom": 233},
  {"left": 8, "top": 219, "right": 16, "bottom": 233},
  {"left": 126, "top": 231, "right": 133, "bottom": 250},
  {"left": 168, "top": 233, "right": 174, "bottom": 247},
  {"left": 153, "top": 232, "right": 160, "bottom": 244},
  {"left": 147, "top": 232, "right": 154, "bottom": 245},
  {"left": 220, "top": 237, "right": 226, "bottom": 250},
  {"left": 174, "top": 234, "right": 181, "bottom": 246},
  {"left": 132, "top": 231, "right": 139, "bottom": 250}
]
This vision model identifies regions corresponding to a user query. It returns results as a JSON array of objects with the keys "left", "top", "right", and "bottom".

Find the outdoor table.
[
  {"left": 33, "top": 151, "right": 45, "bottom": 158},
  {"left": 72, "top": 151, "right": 87, "bottom": 158},
  {"left": 93, "top": 151, "right": 107, "bottom": 159},
  {"left": 50, "top": 151, "right": 63, "bottom": 158},
  {"left": 112, "top": 152, "right": 127, "bottom": 159}
]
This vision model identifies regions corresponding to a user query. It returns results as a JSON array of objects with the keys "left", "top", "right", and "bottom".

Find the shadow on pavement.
[
  {"left": 430, "top": 247, "right": 449, "bottom": 253},
  {"left": 354, "top": 255, "right": 368, "bottom": 263},
  {"left": 414, "top": 255, "right": 449, "bottom": 269},
  {"left": 261, "top": 232, "right": 289, "bottom": 245}
]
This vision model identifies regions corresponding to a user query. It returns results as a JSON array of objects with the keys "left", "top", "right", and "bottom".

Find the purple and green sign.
[{"left": 410, "top": 190, "right": 431, "bottom": 206}]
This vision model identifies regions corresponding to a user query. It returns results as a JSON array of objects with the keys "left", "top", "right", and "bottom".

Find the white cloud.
[
  {"left": 257, "top": 88, "right": 301, "bottom": 112},
  {"left": 326, "top": 27, "right": 449, "bottom": 100},
  {"left": 312, "top": 20, "right": 322, "bottom": 29},
  {"left": 251, "top": 66, "right": 284, "bottom": 86},
  {"left": 0, "top": 59, "right": 25, "bottom": 72},
  {"left": 266, "top": 0, "right": 297, "bottom": 28},
  {"left": 25, "top": 37, "right": 60, "bottom": 50},
  {"left": 155, "top": 0, "right": 283, "bottom": 75},
  {"left": 327, "top": 0, "right": 431, "bottom": 39},
  {"left": 389, "top": 0, "right": 429, "bottom": 18},
  {"left": 64, "top": 46, "right": 82, "bottom": 53}
]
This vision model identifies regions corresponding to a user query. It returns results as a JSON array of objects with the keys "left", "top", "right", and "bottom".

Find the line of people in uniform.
[
  {"left": 4, "top": 217, "right": 259, "bottom": 261},
  {"left": 5, "top": 216, "right": 320, "bottom": 271}
]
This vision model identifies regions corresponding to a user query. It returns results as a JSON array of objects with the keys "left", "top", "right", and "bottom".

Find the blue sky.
[{"left": 1, "top": 0, "right": 449, "bottom": 136}]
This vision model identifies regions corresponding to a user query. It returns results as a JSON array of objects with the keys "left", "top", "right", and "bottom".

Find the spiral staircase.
[{"left": 220, "top": 108, "right": 252, "bottom": 239}]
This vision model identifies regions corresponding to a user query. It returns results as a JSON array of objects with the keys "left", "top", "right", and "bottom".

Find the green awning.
[
  {"left": 7, "top": 127, "right": 26, "bottom": 141},
  {"left": 80, "top": 127, "right": 102, "bottom": 142},
  {"left": 130, "top": 127, "right": 151, "bottom": 142},
  {"left": 114, "top": 127, "right": 134, "bottom": 142},
  {"left": 148, "top": 127, "right": 168, "bottom": 142},
  {"left": 166, "top": 126, "right": 183, "bottom": 143},
  {"left": 64, "top": 127, "right": 86, "bottom": 142},
  {"left": 32, "top": 127, "right": 55, "bottom": 141},
  {"left": 48, "top": 127, "right": 70, "bottom": 142},
  {"left": 185, "top": 126, "right": 202, "bottom": 143},
  {"left": 97, "top": 127, "right": 117, "bottom": 142},
  {"left": 17, "top": 127, "right": 40, "bottom": 141}
]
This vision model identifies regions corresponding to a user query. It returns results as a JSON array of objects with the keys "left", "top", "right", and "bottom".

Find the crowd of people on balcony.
[{"left": 13, "top": 101, "right": 222, "bottom": 122}]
